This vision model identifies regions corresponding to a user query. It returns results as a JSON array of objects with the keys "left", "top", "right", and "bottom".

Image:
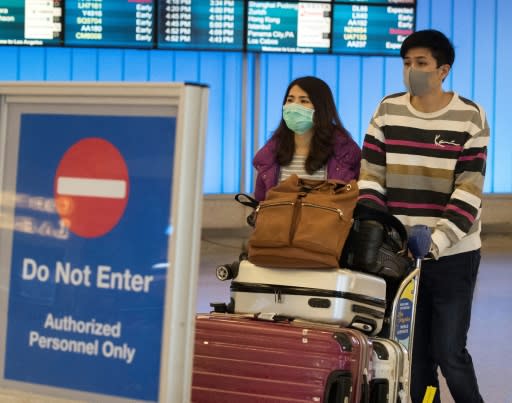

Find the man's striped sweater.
[{"left": 358, "top": 92, "right": 489, "bottom": 258}]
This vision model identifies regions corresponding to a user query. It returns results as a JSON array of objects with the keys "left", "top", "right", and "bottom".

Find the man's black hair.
[{"left": 400, "top": 29, "right": 455, "bottom": 67}]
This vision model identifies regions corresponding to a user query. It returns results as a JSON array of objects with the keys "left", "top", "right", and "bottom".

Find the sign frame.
[{"left": 0, "top": 82, "right": 208, "bottom": 402}]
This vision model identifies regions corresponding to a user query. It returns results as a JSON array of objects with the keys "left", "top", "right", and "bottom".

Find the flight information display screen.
[
  {"left": 64, "top": 0, "right": 154, "bottom": 48},
  {"left": 0, "top": 0, "right": 63, "bottom": 46},
  {"left": 331, "top": 2, "right": 415, "bottom": 55},
  {"left": 157, "top": 0, "right": 245, "bottom": 51},
  {"left": 246, "top": 1, "right": 332, "bottom": 54},
  {"left": 1, "top": 0, "right": 416, "bottom": 54}
]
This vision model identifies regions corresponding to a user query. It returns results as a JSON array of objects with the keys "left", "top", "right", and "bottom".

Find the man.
[{"left": 358, "top": 29, "right": 488, "bottom": 402}]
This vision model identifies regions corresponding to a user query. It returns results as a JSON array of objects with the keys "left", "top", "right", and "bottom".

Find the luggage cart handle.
[
  {"left": 389, "top": 225, "right": 431, "bottom": 338},
  {"left": 389, "top": 225, "right": 431, "bottom": 403}
]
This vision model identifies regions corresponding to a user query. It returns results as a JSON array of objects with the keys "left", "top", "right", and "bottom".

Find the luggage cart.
[
  {"left": 370, "top": 224, "right": 431, "bottom": 403},
  {"left": 200, "top": 225, "right": 432, "bottom": 403}
]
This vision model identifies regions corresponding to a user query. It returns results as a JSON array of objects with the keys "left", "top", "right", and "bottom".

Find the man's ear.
[{"left": 440, "top": 64, "right": 451, "bottom": 81}]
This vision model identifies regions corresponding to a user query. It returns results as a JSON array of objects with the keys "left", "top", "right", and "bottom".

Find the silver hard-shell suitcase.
[
  {"left": 370, "top": 337, "right": 410, "bottom": 403},
  {"left": 219, "top": 259, "right": 387, "bottom": 335}
]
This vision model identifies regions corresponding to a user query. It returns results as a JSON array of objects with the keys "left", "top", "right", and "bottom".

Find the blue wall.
[{"left": 1, "top": 0, "right": 510, "bottom": 194}]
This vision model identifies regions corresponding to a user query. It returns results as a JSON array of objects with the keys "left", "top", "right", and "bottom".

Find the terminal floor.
[{"left": 197, "top": 232, "right": 512, "bottom": 403}]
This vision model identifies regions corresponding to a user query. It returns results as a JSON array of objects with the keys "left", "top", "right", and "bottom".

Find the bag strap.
[
  {"left": 353, "top": 204, "right": 408, "bottom": 249},
  {"left": 235, "top": 193, "right": 259, "bottom": 209}
]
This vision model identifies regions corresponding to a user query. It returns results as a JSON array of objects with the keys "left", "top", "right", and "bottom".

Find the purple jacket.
[{"left": 253, "top": 131, "right": 361, "bottom": 201}]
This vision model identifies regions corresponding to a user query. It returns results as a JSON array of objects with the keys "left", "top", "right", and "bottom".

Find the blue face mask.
[{"left": 282, "top": 103, "right": 315, "bottom": 134}]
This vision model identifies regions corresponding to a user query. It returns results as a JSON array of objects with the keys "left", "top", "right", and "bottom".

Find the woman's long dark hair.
[{"left": 272, "top": 76, "right": 351, "bottom": 174}]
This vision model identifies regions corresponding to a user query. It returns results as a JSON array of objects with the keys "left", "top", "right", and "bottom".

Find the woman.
[{"left": 253, "top": 76, "right": 361, "bottom": 201}]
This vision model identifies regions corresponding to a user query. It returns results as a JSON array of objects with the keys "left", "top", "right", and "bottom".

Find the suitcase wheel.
[{"left": 215, "top": 261, "right": 239, "bottom": 281}]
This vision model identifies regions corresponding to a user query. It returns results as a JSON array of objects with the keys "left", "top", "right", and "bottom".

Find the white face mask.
[{"left": 403, "top": 67, "right": 439, "bottom": 96}]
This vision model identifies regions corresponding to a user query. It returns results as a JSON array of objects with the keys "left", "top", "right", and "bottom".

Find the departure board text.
[
  {"left": 157, "top": 0, "right": 244, "bottom": 50},
  {"left": 64, "top": 0, "right": 154, "bottom": 48}
]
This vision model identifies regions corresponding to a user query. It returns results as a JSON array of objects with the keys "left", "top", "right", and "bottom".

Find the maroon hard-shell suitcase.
[{"left": 191, "top": 314, "right": 372, "bottom": 403}]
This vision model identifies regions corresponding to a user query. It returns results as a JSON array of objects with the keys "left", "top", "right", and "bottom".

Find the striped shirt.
[
  {"left": 358, "top": 92, "right": 489, "bottom": 257},
  {"left": 280, "top": 154, "right": 326, "bottom": 182}
]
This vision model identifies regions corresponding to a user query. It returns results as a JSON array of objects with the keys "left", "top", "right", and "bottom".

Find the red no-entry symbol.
[{"left": 54, "top": 138, "right": 129, "bottom": 238}]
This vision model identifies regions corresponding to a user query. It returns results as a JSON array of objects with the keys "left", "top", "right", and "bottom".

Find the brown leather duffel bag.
[{"left": 248, "top": 174, "right": 358, "bottom": 268}]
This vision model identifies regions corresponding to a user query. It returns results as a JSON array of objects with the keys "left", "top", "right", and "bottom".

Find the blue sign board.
[
  {"left": 396, "top": 298, "right": 412, "bottom": 341},
  {"left": 4, "top": 114, "right": 176, "bottom": 401}
]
